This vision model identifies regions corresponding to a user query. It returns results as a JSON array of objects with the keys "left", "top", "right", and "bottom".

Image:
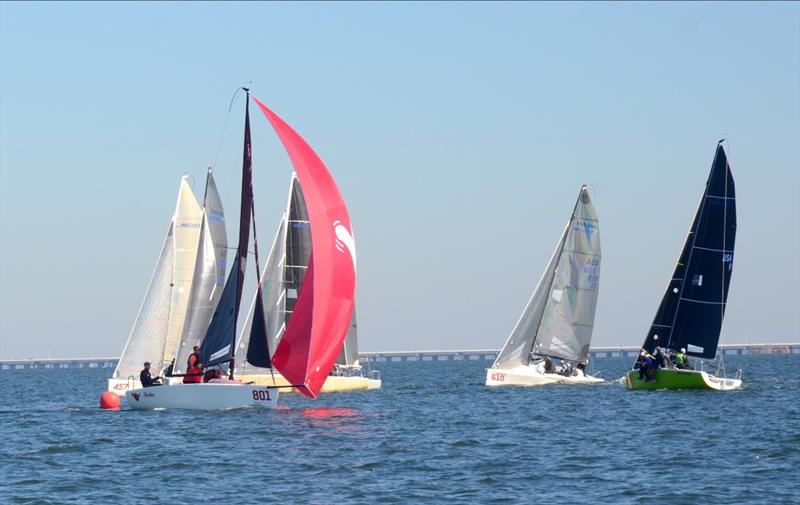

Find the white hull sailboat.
[
  {"left": 126, "top": 89, "right": 359, "bottom": 409},
  {"left": 487, "top": 185, "right": 603, "bottom": 387},
  {"left": 486, "top": 363, "right": 603, "bottom": 387},
  {"left": 126, "top": 383, "right": 278, "bottom": 410}
]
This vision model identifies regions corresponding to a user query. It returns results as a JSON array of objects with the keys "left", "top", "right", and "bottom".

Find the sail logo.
[{"left": 333, "top": 220, "right": 357, "bottom": 271}]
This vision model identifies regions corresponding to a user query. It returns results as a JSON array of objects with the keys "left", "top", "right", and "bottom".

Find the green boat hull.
[{"left": 625, "top": 368, "right": 741, "bottom": 391}]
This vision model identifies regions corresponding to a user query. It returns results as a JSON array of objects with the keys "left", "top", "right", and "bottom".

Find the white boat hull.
[
  {"left": 486, "top": 365, "right": 604, "bottom": 387},
  {"left": 126, "top": 383, "right": 278, "bottom": 410}
]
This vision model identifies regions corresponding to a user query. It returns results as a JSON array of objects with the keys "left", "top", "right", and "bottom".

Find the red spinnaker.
[{"left": 252, "top": 97, "right": 356, "bottom": 399}]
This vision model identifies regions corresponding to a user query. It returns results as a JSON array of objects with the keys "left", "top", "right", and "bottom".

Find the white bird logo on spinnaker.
[{"left": 333, "top": 220, "right": 356, "bottom": 271}]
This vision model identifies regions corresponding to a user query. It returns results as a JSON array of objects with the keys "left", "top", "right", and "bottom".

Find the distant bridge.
[
  {"left": 359, "top": 343, "right": 800, "bottom": 362},
  {"left": 1, "top": 343, "right": 797, "bottom": 369}
]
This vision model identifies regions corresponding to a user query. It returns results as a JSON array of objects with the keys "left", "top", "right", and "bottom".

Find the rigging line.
[{"left": 220, "top": 87, "right": 249, "bottom": 217}]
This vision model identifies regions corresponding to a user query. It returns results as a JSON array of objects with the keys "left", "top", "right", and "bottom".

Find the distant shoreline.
[{"left": 2, "top": 342, "right": 798, "bottom": 369}]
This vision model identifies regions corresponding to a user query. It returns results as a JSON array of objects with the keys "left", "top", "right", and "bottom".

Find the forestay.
[
  {"left": 641, "top": 143, "right": 736, "bottom": 359},
  {"left": 492, "top": 186, "right": 601, "bottom": 369}
]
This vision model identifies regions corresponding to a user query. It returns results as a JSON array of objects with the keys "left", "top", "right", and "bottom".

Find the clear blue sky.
[{"left": 1, "top": 2, "right": 798, "bottom": 358}]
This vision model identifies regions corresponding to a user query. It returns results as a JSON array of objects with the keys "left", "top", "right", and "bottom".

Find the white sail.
[
  {"left": 113, "top": 223, "right": 175, "bottom": 379},
  {"left": 160, "top": 177, "right": 204, "bottom": 366},
  {"left": 174, "top": 171, "right": 227, "bottom": 373},
  {"left": 492, "top": 186, "right": 601, "bottom": 369}
]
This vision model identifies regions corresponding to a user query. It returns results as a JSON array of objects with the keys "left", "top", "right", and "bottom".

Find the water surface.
[{"left": 1, "top": 355, "right": 798, "bottom": 504}]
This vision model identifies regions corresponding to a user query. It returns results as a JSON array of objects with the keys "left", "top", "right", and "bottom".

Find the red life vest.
[{"left": 183, "top": 366, "right": 202, "bottom": 384}]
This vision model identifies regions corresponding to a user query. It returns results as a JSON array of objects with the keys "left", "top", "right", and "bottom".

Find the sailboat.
[
  {"left": 127, "top": 90, "right": 357, "bottom": 409},
  {"left": 625, "top": 142, "right": 742, "bottom": 391},
  {"left": 107, "top": 176, "right": 205, "bottom": 395},
  {"left": 233, "top": 175, "right": 380, "bottom": 392},
  {"left": 486, "top": 185, "right": 603, "bottom": 386}
]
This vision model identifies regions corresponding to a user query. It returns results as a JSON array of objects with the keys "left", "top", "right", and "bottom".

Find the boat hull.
[
  {"left": 238, "top": 373, "right": 381, "bottom": 393},
  {"left": 126, "top": 383, "right": 278, "bottom": 410},
  {"left": 625, "top": 368, "right": 742, "bottom": 391},
  {"left": 485, "top": 365, "right": 603, "bottom": 387}
]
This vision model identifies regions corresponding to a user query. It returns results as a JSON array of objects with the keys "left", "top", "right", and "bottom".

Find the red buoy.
[{"left": 100, "top": 391, "right": 120, "bottom": 410}]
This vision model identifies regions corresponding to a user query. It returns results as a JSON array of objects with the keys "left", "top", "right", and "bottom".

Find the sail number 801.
[{"left": 252, "top": 390, "right": 271, "bottom": 401}]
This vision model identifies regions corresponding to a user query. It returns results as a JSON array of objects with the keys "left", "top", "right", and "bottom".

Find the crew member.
[
  {"left": 140, "top": 362, "right": 162, "bottom": 387},
  {"left": 183, "top": 354, "right": 202, "bottom": 384},
  {"left": 675, "top": 348, "right": 692, "bottom": 370},
  {"left": 187, "top": 345, "right": 201, "bottom": 369},
  {"left": 543, "top": 356, "right": 554, "bottom": 374}
]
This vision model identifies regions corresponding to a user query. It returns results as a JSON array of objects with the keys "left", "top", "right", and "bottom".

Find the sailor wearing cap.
[{"left": 139, "top": 361, "right": 162, "bottom": 388}]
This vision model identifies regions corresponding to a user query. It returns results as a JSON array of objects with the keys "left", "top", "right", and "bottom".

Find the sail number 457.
[{"left": 252, "top": 390, "right": 271, "bottom": 401}]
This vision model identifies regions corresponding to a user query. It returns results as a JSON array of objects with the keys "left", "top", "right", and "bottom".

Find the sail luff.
[{"left": 337, "top": 310, "right": 359, "bottom": 365}]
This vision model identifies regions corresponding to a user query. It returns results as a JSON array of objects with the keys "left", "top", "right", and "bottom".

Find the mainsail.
[
  {"left": 640, "top": 143, "right": 736, "bottom": 359},
  {"left": 253, "top": 97, "right": 357, "bottom": 399},
  {"left": 198, "top": 92, "right": 254, "bottom": 367},
  {"left": 492, "top": 186, "right": 601, "bottom": 369},
  {"left": 174, "top": 169, "right": 227, "bottom": 373}
]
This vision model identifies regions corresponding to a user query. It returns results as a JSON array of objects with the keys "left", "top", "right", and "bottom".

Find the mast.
[{"left": 198, "top": 88, "right": 257, "bottom": 368}]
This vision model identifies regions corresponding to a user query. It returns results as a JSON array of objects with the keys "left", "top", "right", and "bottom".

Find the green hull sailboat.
[
  {"left": 626, "top": 368, "right": 741, "bottom": 391},
  {"left": 626, "top": 141, "right": 742, "bottom": 392}
]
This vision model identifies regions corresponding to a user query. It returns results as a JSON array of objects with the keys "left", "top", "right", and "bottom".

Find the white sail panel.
[
  {"left": 161, "top": 177, "right": 204, "bottom": 365},
  {"left": 113, "top": 223, "right": 175, "bottom": 379},
  {"left": 491, "top": 221, "right": 568, "bottom": 370},
  {"left": 174, "top": 171, "right": 227, "bottom": 373},
  {"left": 532, "top": 187, "right": 601, "bottom": 364}
]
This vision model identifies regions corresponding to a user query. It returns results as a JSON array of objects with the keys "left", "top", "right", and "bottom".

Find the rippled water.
[{"left": 1, "top": 355, "right": 798, "bottom": 504}]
